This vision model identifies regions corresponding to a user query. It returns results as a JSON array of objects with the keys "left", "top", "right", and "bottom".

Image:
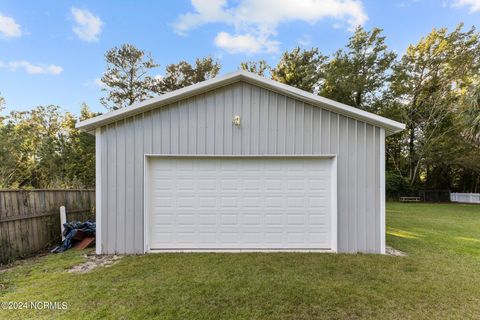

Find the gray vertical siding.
[{"left": 98, "top": 81, "right": 384, "bottom": 254}]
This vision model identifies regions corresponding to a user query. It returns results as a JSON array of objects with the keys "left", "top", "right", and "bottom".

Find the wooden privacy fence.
[{"left": 0, "top": 189, "right": 95, "bottom": 264}]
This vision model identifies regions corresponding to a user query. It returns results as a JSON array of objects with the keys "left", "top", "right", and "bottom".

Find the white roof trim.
[{"left": 77, "top": 70, "right": 405, "bottom": 136}]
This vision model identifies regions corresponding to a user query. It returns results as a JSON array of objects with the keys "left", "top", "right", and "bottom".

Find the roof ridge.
[{"left": 77, "top": 71, "right": 405, "bottom": 136}]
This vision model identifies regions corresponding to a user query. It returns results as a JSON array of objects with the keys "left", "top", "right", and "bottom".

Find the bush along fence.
[{"left": 0, "top": 189, "right": 95, "bottom": 264}]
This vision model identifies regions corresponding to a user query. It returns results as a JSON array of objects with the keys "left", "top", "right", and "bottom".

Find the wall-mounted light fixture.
[{"left": 232, "top": 115, "right": 241, "bottom": 126}]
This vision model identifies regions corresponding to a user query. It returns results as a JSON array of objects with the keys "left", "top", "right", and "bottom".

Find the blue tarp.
[{"left": 51, "top": 220, "right": 96, "bottom": 253}]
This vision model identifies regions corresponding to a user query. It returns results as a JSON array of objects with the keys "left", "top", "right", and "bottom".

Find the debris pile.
[{"left": 52, "top": 221, "right": 96, "bottom": 253}]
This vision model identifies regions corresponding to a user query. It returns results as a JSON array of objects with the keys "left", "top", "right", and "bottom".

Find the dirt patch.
[
  {"left": 386, "top": 246, "right": 408, "bottom": 257},
  {"left": 68, "top": 254, "right": 122, "bottom": 273}
]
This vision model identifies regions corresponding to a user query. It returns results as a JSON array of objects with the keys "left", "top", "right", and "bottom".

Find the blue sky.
[{"left": 1, "top": 0, "right": 479, "bottom": 115}]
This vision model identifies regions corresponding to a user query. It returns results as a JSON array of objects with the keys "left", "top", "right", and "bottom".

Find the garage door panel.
[
  {"left": 176, "top": 179, "right": 195, "bottom": 191},
  {"left": 221, "top": 214, "right": 238, "bottom": 225},
  {"left": 148, "top": 157, "right": 334, "bottom": 250},
  {"left": 286, "top": 214, "right": 306, "bottom": 225},
  {"left": 265, "top": 214, "right": 283, "bottom": 225},
  {"left": 198, "top": 215, "right": 216, "bottom": 225},
  {"left": 309, "top": 214, "right": 329, "bottom": 225},
  {"left": 309, "top": 233, "right": 330, "bottom": 244},
  {"left": 221, "top": 197, "right": 238, "bottom": 207},
  {"left": 153, "top": 215, "right": 174, "bottom": 225},
  {"left": 221, "top": 179, "right": 240, "bottom": 191}
]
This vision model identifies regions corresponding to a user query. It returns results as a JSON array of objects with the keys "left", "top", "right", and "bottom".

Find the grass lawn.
[{"left": 1, "top": 202, "right": 480, "bottom": 319}]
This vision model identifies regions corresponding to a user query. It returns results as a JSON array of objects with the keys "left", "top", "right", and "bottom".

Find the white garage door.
[{"left": 146, "top": 157, "right": 336, "bottom": 251}]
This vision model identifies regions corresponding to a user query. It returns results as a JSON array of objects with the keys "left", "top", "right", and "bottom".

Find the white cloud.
[
  {"left": 175, "top": 0, "right": 368, "bottom": 33},
  {"left": 0, "top": 13, "right": 22, "bottom": 38},
  {"left": 94, "top": 77, "right": 105, "bottom": 88},
  {"left": 332, "top": 23, "right": 342, "bottom": 29},
  {"left": 9, "top": 61, "right": 63, "bottom": 75},
  {"left": 175, "top": 0, "right": 368, "bottom": 53},
  {"left": 71, "top": 7, "right": 103, "bottom": 42},
  {"left": 297, "top": 34, "right": 312, "bottom": 47},
  {"left": 396, "top": 0, "right": 420, "bottom": 8},
  {"left": 452, "top": 0, "right": 480, "bottom": 12},
  {"left": 214, "top": 31, "right": 279, "bottom": 54},
  {"left": 84, "top": 77, "right": 106, "bottom": 88}
]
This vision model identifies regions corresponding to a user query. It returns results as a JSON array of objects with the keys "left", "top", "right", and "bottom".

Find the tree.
[
  {"left": 0, "top": 105, "right": 62, "bottom": 187},
  {"left": 0, "top": 93, "right": 5, "bottom": 125},
  {"left": 59, "top": 103, "right": 97, "bottom": 188},
  {"left": 158, "top": 57, "right": 220, "bottom": 93},
  {"left": 0, "top": 104, "right": 98, "bottom": 188},
  {"left": 320, "top": 27, "right": 396, "bottom": 112},
  {"left": 100, "top": 44, "right": 160, "bottom": 110},
  {"left": 424, "top": 120, "right": 480, "bottom": 191},
  {"left": 271, "top": 47, "right": 327, "bottom": 93},
  {"left": 460, "top": 83, "right": 480, "bottom": 146},
  {"left": 389, "top": 25, "right": 480, "bottom": 185},
  {"left": 239, "top": 60, "right": 270, "bottom": 76}
]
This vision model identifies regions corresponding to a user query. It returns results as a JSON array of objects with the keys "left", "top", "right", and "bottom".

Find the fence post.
[{"left": 60, "top": 206, "right": 66, "bottom": 241}]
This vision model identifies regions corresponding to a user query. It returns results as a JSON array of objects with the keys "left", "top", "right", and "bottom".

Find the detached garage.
[{"left": 77, "top": 71, "right": 404, "bottom": 254}]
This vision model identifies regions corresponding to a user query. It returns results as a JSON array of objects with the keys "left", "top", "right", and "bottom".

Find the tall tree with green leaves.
[
  {"left": 158, "top": 57, "right": 220, "bottom": 93},
  {"left": 389, "top": 24, "right": 480, "bottom": 185},
  {"left": 271, "top": 47, "right": 327, "bottom": 93},
  {"left": 320, "top": 27, "right": 396, "bottom": 112},
  {"left": 0, "top": 104, "right": 98, "bottom": 189},
  {"left": 0, "top": 105, "right": 61, "bottom": 187},
  {"left": 0, "top": 93, "right": 5, "bottom": 125},
  {"left": 460, "top": 83, "right": 480, "bottom": 146},
  {"left": 100, "top": 44, "right": 161, "bottom": 110},
  {"left": 239, "top": 60, "right": 270, "bottom": 76}
]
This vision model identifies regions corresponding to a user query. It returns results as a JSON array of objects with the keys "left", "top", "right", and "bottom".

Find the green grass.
[{"left": 1, "top": 203, "right": 480, "bottom": 319}]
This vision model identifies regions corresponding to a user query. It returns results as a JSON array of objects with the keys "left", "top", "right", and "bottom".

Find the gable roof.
[{"left": 76, "top": 70, "right": 405, "bottom": 136}]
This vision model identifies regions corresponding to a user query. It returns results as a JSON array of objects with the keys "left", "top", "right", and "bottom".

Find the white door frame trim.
[{"left": 143, "top": 154, "right": 338, "bottom": 253}]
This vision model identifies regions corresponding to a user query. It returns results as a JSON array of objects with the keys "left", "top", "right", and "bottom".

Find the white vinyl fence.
[{"left": 450, "top": 193, "right": 480, "bottom": 204}]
